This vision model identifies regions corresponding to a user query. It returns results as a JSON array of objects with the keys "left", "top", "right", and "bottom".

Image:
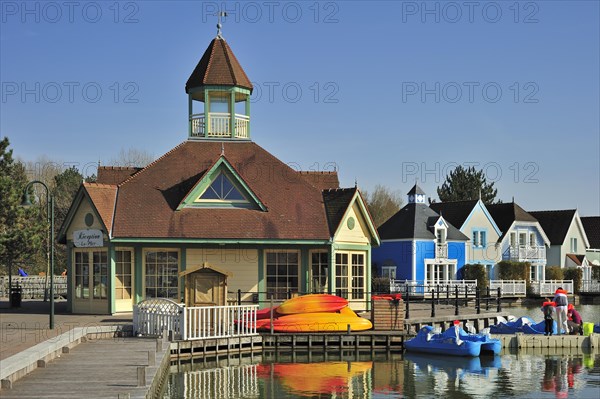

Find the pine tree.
[
  {"left": 437, "top": 165, "right": 499, "bottom": 204},
  {"left": 0, "top": 137, "right": 45, "bottom": 274}
]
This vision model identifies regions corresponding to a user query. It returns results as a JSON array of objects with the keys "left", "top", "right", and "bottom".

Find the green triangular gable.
[{"left": 177, "top": 156, "right": 266, "bottom": 211}]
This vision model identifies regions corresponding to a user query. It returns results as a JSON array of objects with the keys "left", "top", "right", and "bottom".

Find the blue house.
[
  {"left": 372, "top": 185, "right": 468, "bottom": 285},
  {"left": 430, "top": 199, "right": 503, "bottom": 280}
]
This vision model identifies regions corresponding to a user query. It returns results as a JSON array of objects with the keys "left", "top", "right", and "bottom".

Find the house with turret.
[
  {"left": 58, "top": 31, "right": 379, "bottom": 314},
  {"left": 372, "top": 185, "right": 468, "bottom": 285}
]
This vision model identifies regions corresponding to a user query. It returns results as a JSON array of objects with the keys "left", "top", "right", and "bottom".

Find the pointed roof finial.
[
  {"left": 221, "top": 143, "right": 225, "bottom": 156},
  {"left": 216, "top": 11, "right": 227, "bottom": 39},
  {"left": 478, "top": 186, "right": 482, "bottom": 200},
  {"left": 354, "top": 178, "right": 358, "bottom": 188}
]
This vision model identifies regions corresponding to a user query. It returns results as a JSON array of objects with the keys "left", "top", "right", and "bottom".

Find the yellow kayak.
[
  {"left": 258, "top": 310, "right": 372, "bottom": 332},
  {"left": 276, "top": 294, "right": 348, "bottom": 315}
]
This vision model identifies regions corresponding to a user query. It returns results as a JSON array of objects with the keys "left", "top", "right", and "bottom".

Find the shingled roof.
[
  {"left": 82, "top": 183, "right": 118, "bottom": 234},
  {"left": 96, "top": 166, "right": 142, "bottom": 185},
  {"left": 97, "top": 141, "right": 341, "bottom": 241},
  {"left": 486, "top": 202, "right": 538, "bottom": 240},
  {"left": 377, "top": 203, "right": 468, "bottom": 241},
  {"left": 322, "top": 188, "right": 356, "bottom": 237},
  {"left": 581, "top": 216, "right": 600, "bottom": 249},
  {"left": 429, "top": 200, "right": 478, "bottom": 230},
  {"left": 186, "top": 37, "right": 253, "bottom": 92},
  {"left": 528, "top": 209, "right": 577, "bottom": 245},
  {"left": 299, "top": 171, "right": 340, "bottom": 192}
]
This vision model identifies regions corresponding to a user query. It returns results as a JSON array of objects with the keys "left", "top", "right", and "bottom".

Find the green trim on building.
[
  {"left": 333, "top": 243, "right": 372, "bottom": 251},
  {"left": 66, "top": 240, "right": 73, "bottom": 313},
  {"left": 134, "top": 246, "right": 143, "bottom": 304},
  {"left": 300, "top": 248, "right": 309, "bottom": 294},
  {"left": 176, "top": 156, "right": 267, "bottom": 211},
  {"left": 108, "top": 244, "right": 116, "bottom": 314},
  {"left": 257, "top": 249, "right": 265, "bottom": 305},
  {"left": 180, "top": 248, "right": 187, "bottom": 302},
  {"left": 110, "top": 238, "right": 329, "bottom": 245}
]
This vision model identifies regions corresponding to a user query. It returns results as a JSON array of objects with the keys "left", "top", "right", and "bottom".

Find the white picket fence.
[
  {"left": 133, "top": 298, "right": 258, "bottom": 341},
  {"left": 529, "top": 280, "right": 574, "bottom": 296},
  {"left": 489, "top": 280, "right": 527, "bottom": 296},
  {"left": 390, "top": 280, "right": 478, "bottom": 296}
]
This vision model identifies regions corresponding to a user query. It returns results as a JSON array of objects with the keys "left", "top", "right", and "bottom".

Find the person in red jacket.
[
  {"left": 567, "top": 304, "right": 583, "bottom": 335},
  {"left": 541, "top": 299, "right": 555, "bottom": 336}
]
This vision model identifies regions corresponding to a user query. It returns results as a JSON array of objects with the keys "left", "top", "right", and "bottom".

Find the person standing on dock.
[
  {"left": 541, "top": 299, "right": 555, "bottom": 336},
  {"left": 553, "top": 287, "right": 569, "bottom": 335}
]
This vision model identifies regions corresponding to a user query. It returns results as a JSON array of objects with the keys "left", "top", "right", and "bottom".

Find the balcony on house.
[
  {"left": 504, "top": 245, "right": 546, "bottom": 263},
  {"left": 436, "top": 243, "right": 448, "bottom": 259},
  {"left": 189, "top": 113, "right": 250, "bottom": 139}
]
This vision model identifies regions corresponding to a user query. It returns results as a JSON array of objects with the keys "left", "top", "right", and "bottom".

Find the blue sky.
[{"left": 1, "top": 1, "right": 599, "bottom": 216}]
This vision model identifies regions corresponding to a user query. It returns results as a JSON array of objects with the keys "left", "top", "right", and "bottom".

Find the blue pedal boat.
[{"left": 405, "top": 325, "right": 501, "bottom": 357}]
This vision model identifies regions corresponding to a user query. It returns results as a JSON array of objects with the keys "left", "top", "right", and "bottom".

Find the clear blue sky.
[{"left": 1, "top": 1, "right": 599, "bottom": 216}]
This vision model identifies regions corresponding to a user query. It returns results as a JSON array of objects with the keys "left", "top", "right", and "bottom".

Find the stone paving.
[{"left": 0, "top": 299, "right": 132, "bottom": 361}]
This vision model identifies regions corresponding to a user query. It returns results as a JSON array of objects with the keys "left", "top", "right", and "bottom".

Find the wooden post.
[
  {"left": 270, "top": 295, "right": 274, "bottom": 335},
  {"left": 237, "top": 289, "right": 242, "bottom": 305},
  {"left": 454, "top": 286, "right": 459, "bottom": 316},
  {"left": 431, "top": 289, "right": 436, "bottom": 318},
  {"left": 476, "top": 287, "right": 481, "bottom": 314},
  {"left": 497, "top": 287, "right": 502, "bottom": 312},
  {"left": 405, "top": 285, "right": 410, "bottom": 319}
]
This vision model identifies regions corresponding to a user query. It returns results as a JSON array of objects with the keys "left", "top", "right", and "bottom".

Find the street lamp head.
[{"left": 20, "top": 192, "right": 33, "bottom": 207}]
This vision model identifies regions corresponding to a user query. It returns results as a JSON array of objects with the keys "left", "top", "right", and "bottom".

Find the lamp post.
[{"left": 21, "top": 180, "right": 55, "bottom": 329}]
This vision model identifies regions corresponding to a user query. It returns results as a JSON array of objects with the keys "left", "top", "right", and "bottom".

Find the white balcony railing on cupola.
[
  {"left": 504, "top": 245, "right": 546, "bottom": 262},
  {"left": 190, "top": 113, "right": 250, "bottom": 139}
]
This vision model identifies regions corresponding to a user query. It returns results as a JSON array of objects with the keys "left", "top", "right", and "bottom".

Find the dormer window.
[{"left": 197, "top": 172, "right": 246, "bottom": 202}]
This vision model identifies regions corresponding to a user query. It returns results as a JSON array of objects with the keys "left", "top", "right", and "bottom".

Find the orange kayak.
[
  {"left": 276, "top": 294, "right": 348, "bottom": 315},
  {"left": 257, "top": 310, "right": 372, "bottom": 332}
]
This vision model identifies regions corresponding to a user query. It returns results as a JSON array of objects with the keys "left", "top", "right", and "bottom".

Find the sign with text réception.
[{"left": 73, "top": 230, "right": 104, "bottom": 248}]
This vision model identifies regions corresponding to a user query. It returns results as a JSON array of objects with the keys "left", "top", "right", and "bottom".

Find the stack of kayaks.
[
  {"left": 405, "top": 325, "right": 501, "bottom": 357},
  {"left": 250, "top": 294, "right": 373, "bottom": 332},
  {"left": 489, "top": 316, "right": 559, "bottom": 335}
]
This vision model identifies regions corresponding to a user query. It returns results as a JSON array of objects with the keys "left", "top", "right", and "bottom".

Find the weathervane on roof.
[
  {"left": 221, "top": 142, "right": 225, "bottom": 156},
  {"left": 216, "top": 11, "right": 227, "bottom": 39}
]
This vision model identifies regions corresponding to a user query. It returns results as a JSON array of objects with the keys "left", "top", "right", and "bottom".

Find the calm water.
[
  {"left": 163, "top": 349, "right": 600, "bottom": 398},
  {"left": 506, "top": 304, "right": 600, "bottom": 325}
]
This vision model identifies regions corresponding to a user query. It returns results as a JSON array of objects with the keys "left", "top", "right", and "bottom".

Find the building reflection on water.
[{"left": 163, "top": 348, "right": 597, "bottom": 398}]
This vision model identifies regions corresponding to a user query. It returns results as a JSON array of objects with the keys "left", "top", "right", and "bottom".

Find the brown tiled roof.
[
  {"left": 566, "top": 253, "right": 585, "bottom": 266},
  {"left": 96, "top": 166, "right": 142, "bottom": 185},
  {"left": 186, "top": 38, "right": 253, "bottom": 92},
  {"left": 322, "top": 188, "right": 357, "bottom": 237},
  {"left": 298, "top": 171, "right": 340, "bottom": 191},
  {"left": 528, "top": 210, "right": 576, "bottom": 245},
  {"left": 83, "top": 183, "right": 118, "bottom": 234},
  {"left": 110, "top": 141, "right": 332, "bottom": 240},
  {"left": 581, "top": 216, "right": 600, "bottom": 249}
]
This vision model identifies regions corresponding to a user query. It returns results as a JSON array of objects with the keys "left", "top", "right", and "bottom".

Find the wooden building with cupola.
[{"left": 58, "top": 31, "right": 379, "bottom": 314}]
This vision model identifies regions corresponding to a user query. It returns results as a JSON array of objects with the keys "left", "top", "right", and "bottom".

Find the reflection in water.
[
  {"left": 257, "top": 361, "right": 372, "bottom": 398},
  {"left": 164, "top": 348, "right": 599, "bottom": 399}
]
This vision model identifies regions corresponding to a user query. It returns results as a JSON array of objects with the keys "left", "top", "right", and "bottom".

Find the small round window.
[
  {"left": 347, "top": 217, "right": 356, "bottom": 230},
  {"left": 84, "top": 213, "right": 94, "bottom": 227}
]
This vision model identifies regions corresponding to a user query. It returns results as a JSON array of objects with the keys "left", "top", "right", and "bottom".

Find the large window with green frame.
[
  {"left": 144, "top": 251, "right": 179, "bottom": 300},
  {"left": 335, "top": 251, "right": 366, "bottom": 300},
  {"left": 74, "top": 249, "right": 107, "bottom": 300},
  {"left": 266, "top": 251, "right": 299, "bottom": 300}
]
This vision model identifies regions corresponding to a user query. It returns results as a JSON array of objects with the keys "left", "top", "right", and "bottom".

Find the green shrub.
[
  {"left": 461, "top": 263, "right": 488, "bottom": 291},
  {"left": 497, "top": 260, "right": 531, "bottom": 293},
  {"left": 563, "top": 267, "right": 583, "bottom": 294},
  {"left": 371, "top": 277, "right": 391, "bottom": 294},
  {"left": 592, "top": 265, "right": 600, "bottom": 280},
  {"left": 545, "top": 265, "right": 564, "bottom": 280}
]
